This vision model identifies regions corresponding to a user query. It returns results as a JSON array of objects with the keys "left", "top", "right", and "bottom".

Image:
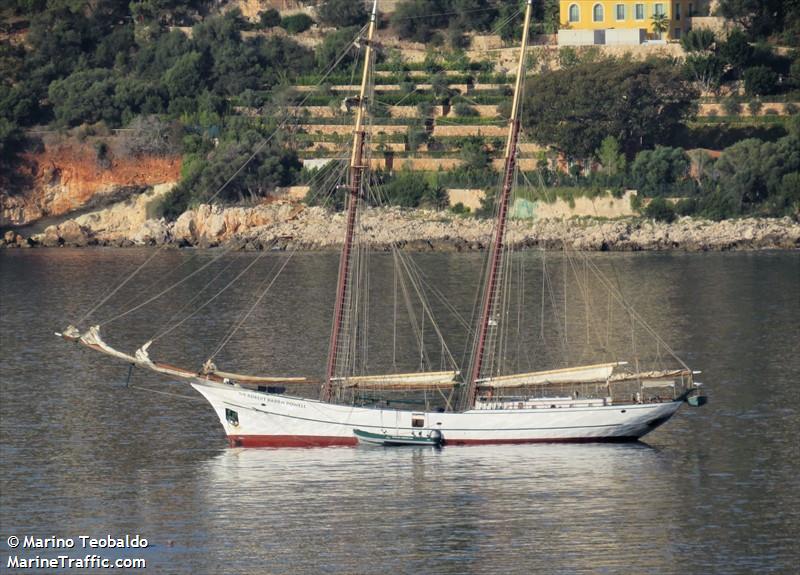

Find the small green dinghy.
[{"left": 353, "top": 428, "right": 444, "bottom": 447}]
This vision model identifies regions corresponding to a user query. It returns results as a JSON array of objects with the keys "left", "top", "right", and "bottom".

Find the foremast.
[
  {"left": 464, "top": 0, "right": 534, "bottom": 409},
  {"left": 323, "top": 0, "right": 379, "bottom": 402}
]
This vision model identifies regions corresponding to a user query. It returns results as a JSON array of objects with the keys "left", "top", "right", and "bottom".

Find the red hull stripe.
[{"left": 227, "top": 435, "right": 639, "bottom": 448}]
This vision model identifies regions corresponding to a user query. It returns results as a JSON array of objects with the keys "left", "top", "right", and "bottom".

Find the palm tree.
[{"left": 651, "top": 13, "right": 670, "bottom": 40}]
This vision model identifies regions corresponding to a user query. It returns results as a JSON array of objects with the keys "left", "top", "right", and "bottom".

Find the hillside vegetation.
[{"left": 1, "top": 0, "right": 799, "bottom": 223}]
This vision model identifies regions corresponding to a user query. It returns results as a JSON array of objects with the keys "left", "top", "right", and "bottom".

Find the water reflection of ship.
[{"left": 200, "top": 444, "right": 676, "bottom": 572}]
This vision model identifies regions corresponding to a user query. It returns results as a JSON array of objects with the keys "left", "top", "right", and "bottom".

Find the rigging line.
[
  {"left": 149, "top": 256, "right": 239, "bottom": 338},
  {"left": 201, "top": 26, "right": 370, "bottom": 208},
  {"left": 73, "top": 248, "right": 162, "bottom": 327},
  {"left": 69, "top": 26, "right": 368, "bottom": 328},
  {"left": 128, "top": 384, "right": 206, "bottom": 402},
  {"left": 394, "top": 248, "right": 459, "bottom": 371},
  {"left": 402, "top": 255, "right": 474, "bottom": 333},
  {"left": 389, "top": 6, "right": 513, "bottom": 24},
  {"left": 393, "top": 249, "right": 432, "bottom": 370},
  {"left": 150, "top": 250, "right": 270, "bottom": 343},
  {"left": 207, "top": 252, "right": 295, "bottom": 362},
  {"left": 584, "top": 257, "right": 690, "bottom": 370},
  {"left": 97, "top": 245, "right": 241, "bottom": 327}
]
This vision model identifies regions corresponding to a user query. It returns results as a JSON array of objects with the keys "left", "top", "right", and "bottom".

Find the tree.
[
  {"left": 684, "top": 54, "right": 725, "bottom": 94},
  {"left": 522, "top": 59, "right": 697, "bottom": 159},
  {"left": 380, "top": 169, "right": 448, "bottom": 209},
  {"left": 315, "top": 26, "right": 360, "bottom": 70},
  {"left": 316, "top": 0, "right": 368, "bottom": 28},
  {"left": 596, "top": 136, "right": 626, "bottom": 177},
  {"left": 717, "top": 0, "right": 797, "bottom": 40},
  {"left": 280, "top": 13, "right": 314, "bottom": 34},
  {"left": 711, "top": 135, "right": 800, "bottom": 215},
  {"left": 630, "top": 147, "right": 691, "bottom": 197},
  {"left": 719, "top": 29, "right": 753, "bottom": 76},
  {"left": 680, "top": 28, "right": 716, "bottom": 52},
  {"left": 459, "top": 136, "right": 492, "bottom": 172},
  {"left": 392, "top": 0, "right": 446, "bottom": 43},
  {"left": 743, "top": 65, "right": 778, "bottom": 95},
  {"left": 48, "top": 69, "right": 120, "bottom": 126},
  {"left": 651, "top": 13, "right": 669, "bottom": 39},
  {"left": 163, "top": 51, "right": 206, "bottom": 100},
  {"left": 163, "top": 132, "right": 302, "bottom": 217}
]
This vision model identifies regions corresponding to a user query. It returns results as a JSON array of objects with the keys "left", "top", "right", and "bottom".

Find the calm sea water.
[{"left": 1, "top": 248, "right": 798, "bottom": 574}]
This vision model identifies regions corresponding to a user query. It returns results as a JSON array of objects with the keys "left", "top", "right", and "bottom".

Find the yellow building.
[{"left": 559, "top": 1, "right": 694, "bottom": 42}]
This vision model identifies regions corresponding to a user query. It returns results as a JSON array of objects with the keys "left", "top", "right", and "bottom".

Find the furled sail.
[
  {"left": 477, "top": 362, "right": 628, "bottom": 388},
  {"left": 335, "top": 370, "right": 460, "bottom": 390}
]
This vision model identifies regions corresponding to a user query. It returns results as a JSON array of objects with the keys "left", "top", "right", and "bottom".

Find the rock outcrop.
[
  {"left": 0, "top": 139, "right": 181, "bottom": 227},
  {"left": 10, "top": 202, "right": 800, "bottom": 252}
]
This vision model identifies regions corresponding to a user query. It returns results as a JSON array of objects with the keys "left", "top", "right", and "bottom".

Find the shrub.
[
  {"left": 281, "top": 13, "right": 313, "bottom": 34},
  {"left": 784, "top": 103, "right": 798, "bottom": 115},
  {"left": 451, "top": 202, "right": 471, "bottom": 215},
  {"left": 763, "top": 107, "right": 779, "bottom": 116},
  {"left": 259, "top": 9, "right": 281, "bottom": 28},
  {"left": 722, "top": 96, "right": 742, "bottom": 116},
  {"left": 453, "top": 102, "right": 479, "bottom": 117},
  {"left": 316, "top": 0, "right": 368, "bottom": 27},
  {"left": 743, "top": 65, "right": 778, "bottom": 96},
  {"left": 674, "top": 197, "right": 698, "bottom": 216},
  {"left": 643, "top": 197, "right": 676, "bottom": 222},
  {"left": 748, "top": 99, "right": 763, "bottom": 116}
]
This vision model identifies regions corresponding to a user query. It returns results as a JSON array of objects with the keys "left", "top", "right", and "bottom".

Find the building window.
[
  {"left": 616, "top": 4, "right": 625, "bottom": 20},
  {"left": 674, "top": 27, "right": 681, "bottom": 38},
  {"left": 593, "top": 3, "right": 604, "bottom": 22},
  {"left": 635, "top": 3, "right": 645, "bottom": 19},
  {"left": 688, "top": 2, "right": 693, "bottom": 16},
  {"left": 675, "top": 3, "right": 681, "bottom": 19},
  {"left": 569, "top": 4, "right": 580, "bottom": 22},
  {"left": 654, "top": 3, "right": 665, "bottom": 16}
]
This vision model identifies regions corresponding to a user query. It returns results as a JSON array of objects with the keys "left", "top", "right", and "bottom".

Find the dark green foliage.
[
  {"left": 161, "top": 130, "right": 302, "bottom": 218},
  {"left": 48, "top": 69, "right": 120, "bottom": 127},
  {"left": 406, "top": 126, "right": 429, "bottom": 153},
  {"left": 459, "top": 136, "right": 491, "bottom": 171},
  {"left": 0, "top": 119, "right": 25, "bottom": 182},
  {"left": 315, "top": 26, "right": 360, "bottom": 70},
  {"left": 280, "top": 13, "right": 314, "bottom": 34},
  {"left": 317, "top": 0, "right": 368, "bottom": 28},
  {"left": 258, "top": 9, "right": 281, "bottom": 28},
  {"left": 392, "top": 0, "right": 497, "bottom": 43},
  {"left": 379, "top": 169, "right": 448, "bottom": 209},
  {"left": 522, "top": 58, "right": 697, "bottom": 158},
  {"left": 630, "top": 147, "right": 691, "bottom": 197},
  {"left": 163, "top": 51, "right": 206, "bottom": 100},
  {"left": 719, "top": 29, "right": 753, "bottom": 76},
  {"left": 680, "top": 29, "right": 716, "bottom": 52},
  {"left": 711, "top": 135, "right": 800, "bottom": 214},
  {"left": 453, "top": 102, "right": 479, "bottom": 117},
  {"left": 684, "top": 54, "right": 725, "bottom": 93},
  {"left": 743, "top": 65, "right": 778, "bottom": 96},
  {"left": 717, "top": 0, "right": 800, "bottom": 42},
  {"left": 642, "top": 197, "right": 676, "bottom": 222},
  {"left": 722, "top": 96, "right": 743, "bottom": 116}
]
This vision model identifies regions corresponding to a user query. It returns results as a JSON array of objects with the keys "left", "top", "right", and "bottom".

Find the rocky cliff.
[{"left": 0, "top": 139, "right": 181, "bottom": 227}]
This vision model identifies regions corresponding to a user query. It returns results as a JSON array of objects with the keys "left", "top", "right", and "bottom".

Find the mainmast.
[
  {"left": 465, "top": 0, "right": 534, "bottom": 408},
  {"left": 323, "top": 0, "right": 379, "bottom": 402}
]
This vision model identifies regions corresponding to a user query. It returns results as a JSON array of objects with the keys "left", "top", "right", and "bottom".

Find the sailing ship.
[{"left": 58, "top": 0, "right": 705, "bottom": 447}]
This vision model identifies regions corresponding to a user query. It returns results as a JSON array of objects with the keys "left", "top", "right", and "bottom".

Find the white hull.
[{"left": 191, "top": 381, "right": 683, "bottom": 447}]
